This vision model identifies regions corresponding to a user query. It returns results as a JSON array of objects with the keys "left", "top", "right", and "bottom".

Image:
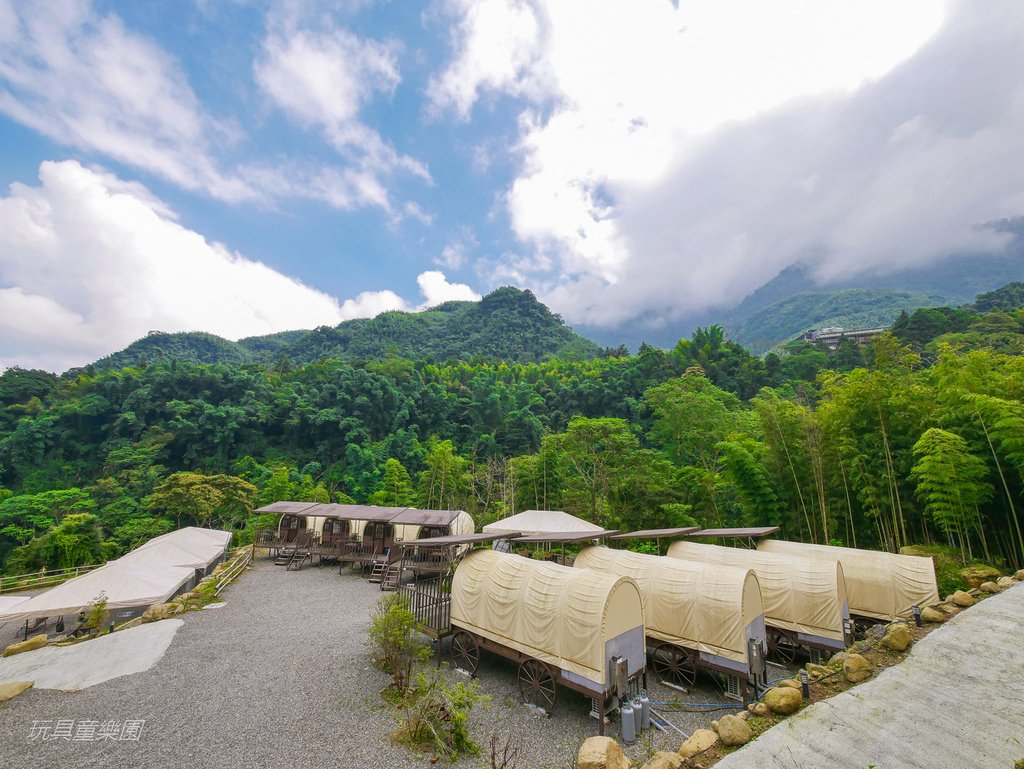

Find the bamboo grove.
[{"left": 2, "top": 296, "right": 1023, "bottom": 574}]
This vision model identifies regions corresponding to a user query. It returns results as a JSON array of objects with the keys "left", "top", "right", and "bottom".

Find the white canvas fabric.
[
  {"left": 0, "top": 527, "right": 231, "bottom": 625},
  {"left": 573, "top": 546, "right": 762, "bottom": 665},
  {"left": 0, "top": 562, "right": 194, "bottom": 624},
  {"left": 667, "top": 541, "right": 848, "bottom": 642},
  {"left": 451, "top": 549, "right": 643, "bottom": 686},
  {"left": 758, "top": 540, "right": 940, "bottom": 620},
  {"left": 481, "top": 509, "right": 603, "bottom": 535}
]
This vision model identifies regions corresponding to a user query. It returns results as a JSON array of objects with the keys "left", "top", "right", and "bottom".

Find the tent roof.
[
  {"left": 397, "top": 532, "right": 513, "bottom": 548},
  {"left": 611, "top": 528, "right": 701, "bottom": 539},
  {"left": 574, "top": 546, "right": 762, "bottom": 665},
  {"left": 758, "top": 540, "right": 939, "bottom": 620},
  {"left": 255, "top": 501, "right": 321, "bottom": 514},
  {"left": 451, "top": 549, "right": 642, "bottom": 687},
  {"left": 390, "top": 508, "right": 465, "bottom": 526},
  {"left": 513, "top": 530, "right": 619, "bottom": 543},
  {"left": 482, "top": 510, "right": 603, "bottom": 535},
  {"left": 667, "top": 541, "right": 848, "bottom": 642},
  {"left": 0, "top": 562, "right": 194, "bottom": 624},
  {"left": 689, "top": 527, "right": 781, "bottom": 538}
]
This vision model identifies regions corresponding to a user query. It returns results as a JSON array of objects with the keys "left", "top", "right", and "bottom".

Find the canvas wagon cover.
[
  {"left": 758, "top": 540, "right": 939, "bottom": 620},
  {"left": 667, "top": 541, "right": 848, "bottom": 642},
  {"left": 574, "top": 546, "right": 761, "bottom": 665},
  {"left": 451, "top": 549, "right": 642, "bottom": 686}
]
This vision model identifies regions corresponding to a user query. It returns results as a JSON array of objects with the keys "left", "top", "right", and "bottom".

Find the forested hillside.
[
  {"left": 2, "top": 289, "right": 1024, "bottom": 579},
  {"left": 88, "top": 287, "right": 602, "bottom": 372}
]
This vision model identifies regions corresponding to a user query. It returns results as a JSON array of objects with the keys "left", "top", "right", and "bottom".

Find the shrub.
[
  {"left": 83, "top": 592, "right": 109, "bottom": 633},
  {"left": 368, "top": 594, "right": 430, "bottom": 694},
  {"left": 392, "top": 671, "right": 487, "bottom": 761}
]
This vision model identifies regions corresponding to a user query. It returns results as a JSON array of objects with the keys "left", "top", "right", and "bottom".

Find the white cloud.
[
  {"left": 0, "top": 0, "right": 252, "bottom": 203},
  {"left": 417, "top": 270, "right": 482, "bottom": 307},
  {"left": 433, "top": 0, "right": 1000, "bottom": 328},
  {"left": 435, "top": 227, "right": 479, "bottom": 269},
  {"left": 0, "top": 161, "right": 347, "bottom": 371},
  {"left": 339, "top": 289, "right": 408, "bottom": 320},
  {"left": 426, "top": 0, "right": 546, "bottom": 120},
  {"left": 254, "top": 12, "right": 430, "bottom": 213}
]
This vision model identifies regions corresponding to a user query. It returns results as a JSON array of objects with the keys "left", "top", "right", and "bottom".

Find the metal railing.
[{"left": 0, "top": 563, "right": 103, "bottom": 594}]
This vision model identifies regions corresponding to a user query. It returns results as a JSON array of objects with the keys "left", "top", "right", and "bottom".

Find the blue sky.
[{"left": 2, "top": 1, "right": 1023, "bottom": 371}]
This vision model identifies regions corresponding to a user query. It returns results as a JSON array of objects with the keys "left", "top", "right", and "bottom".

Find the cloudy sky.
[{"left": 2, "top": 0, "right": 1023, "bottom": 371}]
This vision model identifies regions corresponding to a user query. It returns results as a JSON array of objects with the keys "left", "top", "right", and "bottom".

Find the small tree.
[
  {"left": 84, "top": 591, "right": 109, "bottom": 634},
  {"left": 392, "top": 671, "right": 486, "bottom": 761},
  {"left": 367, "top": 594, "right": 429, "bottom": 694}
]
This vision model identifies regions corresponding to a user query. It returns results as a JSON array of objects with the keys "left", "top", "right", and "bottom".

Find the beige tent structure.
[
  {"left": 758, "top": 539, "right": 940, "bottom": 621},
  {"left": 119, "top": 527, "right": 232, "bottom": 576},
  {"left": 482, "top": 509, "right": 603, "bottom": 535},
  {"left": 574, "top": 546, "right": 766, "bottom": 694},
  {"left": 667, "top": 541, "right": 850, "bottom": 656},
  {"left": 450, "top": 549, "right": 645, "bottom": 726}
]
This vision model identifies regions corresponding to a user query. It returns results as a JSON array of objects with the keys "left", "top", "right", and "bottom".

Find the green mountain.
[
  {"left": 726, "top": 288, "right": 949, "bottom": 354},
  {"left": 86, "top": 287, "right": 603, "bottom": 371}
]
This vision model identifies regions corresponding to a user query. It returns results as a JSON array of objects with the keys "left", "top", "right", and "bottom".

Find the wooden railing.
[
  {"left": 0, "top": 563, "right": 103, "bottom": 594},
  {"left": 399, "top": 573, "right": 453, "bottom": 637},
  {"left": 213, "top": 547, "right": 254, "bottom": 597}
]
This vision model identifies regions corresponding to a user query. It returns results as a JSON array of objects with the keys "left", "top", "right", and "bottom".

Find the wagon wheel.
[
  {"left": 651, "top": 643, "right": 696, "bottom": 689},
  {"left": 767, "top": 629, "right": 799, "bottom": 664},
  {"left": 449, "top": 630, "right": 480, "bottom": 675},
  {"left": 518, "top": 659, "right": 557, "bottom": 712}
]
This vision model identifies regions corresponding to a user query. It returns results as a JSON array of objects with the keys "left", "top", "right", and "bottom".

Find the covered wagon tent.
[
  {"left": 758, "top": 539, "right": 940, "bottom": 621},
  {"left": 667, "top": 541, "right": 850, "bottom": 661},
  {"left": 610, "top": 528, "right": 701, "bottom": 555},
  {"left": 450, "top": 548, "right": 646, "bottom": 731},
  {"left": 256, "top": 501, "right": 327, "bottom": 548},
  {"left": 574, "top": 546, "right": 767, "bottom": 699}
]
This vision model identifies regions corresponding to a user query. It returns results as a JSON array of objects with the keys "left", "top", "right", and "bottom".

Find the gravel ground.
[{"left": 0, "top": 557, "right": 776, "bottom": 769}]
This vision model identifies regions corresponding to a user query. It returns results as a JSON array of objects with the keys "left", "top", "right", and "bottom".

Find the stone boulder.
[
  {"left": 979, "top": 581, "right": 1001, "bottom": 593},
  {"left": 0, "top": 681, "right": 34, "bottom": 702},
  {"left": 3, "top": 634, "right": 48, "bottom": 657},
  {"left": 842, "top": 653, "right": 872, "bottom": 683},
  {"left": 640, "top": 752, "right": 682, "bottom": 769},
  {"left": 747, "top": 702, "right": 769, "bottom": 717},
  {"left": 716, "top": 715, "right": 752, "bottom": 747},
  {"left": 826, "top": 652, "right": 848, "bottom": 667},
  {"left": 778, "top": 678, "right": 801, "bottom": 689},
  {"left": 1015, "top": 569, "right": 1024, "bottom": 581},
  {"left": 578, "top": 736, "right": 631, "bottom": 769},
  {"left": 142, "top": 603, "right": 174, "bottom": 622},
  {"left": 865, "top": 624, "right": 888, "bottom": 641},
  {"left": 997, "top": 576, "right": 1016, "bottom": 588},
  {"left": 952, "top": 590, "right": 975, "bottom": 608},
  {"left": 116, "top": 617, "right": 145, "bottom": 632},
  {"left": 763, "top": 686, "right": 802, "bottom": 715},
  {"left": 959, "top": 565, "right": 1001, "bottom": 588},
  {"left": 920, "top": 607, "right": 945, "bottom": 623},
  {"left": 881, "top": 623, "right": 913, "bottom": 652},
  {"left": 806, "top": 662, "right": 832, "bottom": 679},
  {"left": 678, "top": 729, "right": 719, "bottom": 759}
]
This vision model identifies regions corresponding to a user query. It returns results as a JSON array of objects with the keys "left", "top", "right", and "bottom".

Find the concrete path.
[
  {"left": 0, "top": 620, "right": 183, "bottom": 691},
  {"left": 718, "top": 583, "right": 1024, "bottom": 769}
]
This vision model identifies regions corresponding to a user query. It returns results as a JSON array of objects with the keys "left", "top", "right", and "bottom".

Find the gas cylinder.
[{"left": 620, "top": 699, "right": 636, "bottom": 744}]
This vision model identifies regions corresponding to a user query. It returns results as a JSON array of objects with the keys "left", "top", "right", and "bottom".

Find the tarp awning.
[
  {"left": 574, "top": 546, "right": 762, "bottom": 665},
  {"left": 758, "top": 540, "right": 939, "bottom": 620},
  {"left": 667, "top": 541, "right": 848, "bottom": 642}
]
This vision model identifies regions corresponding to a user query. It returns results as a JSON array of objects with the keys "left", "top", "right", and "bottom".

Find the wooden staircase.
[
  {"left": 274, "top": 547, "right": 295, "bottom": 566},
  {"left": 368, "top": 557, "right": 387, "bottom": 583},
  {"left": 275, "top": 545, "right": 311, "bottom": 570},
  {"left": 380, "top": 562, "right": 401, "bottom": 591}
]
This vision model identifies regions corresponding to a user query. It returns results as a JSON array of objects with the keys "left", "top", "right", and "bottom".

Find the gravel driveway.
[{"left": 0, "top": 557, "right": 762, "bottom": 769}]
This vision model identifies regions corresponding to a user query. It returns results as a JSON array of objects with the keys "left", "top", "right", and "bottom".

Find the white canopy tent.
[
  {"left": 0, "top": 562, "right": 194, "bottom": 625},
  {"left": 482, "top": 510, "right": 603, "bottom": 536},
  {"left": 0, "top": 527, "right": 231, "bottom": 626}
]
